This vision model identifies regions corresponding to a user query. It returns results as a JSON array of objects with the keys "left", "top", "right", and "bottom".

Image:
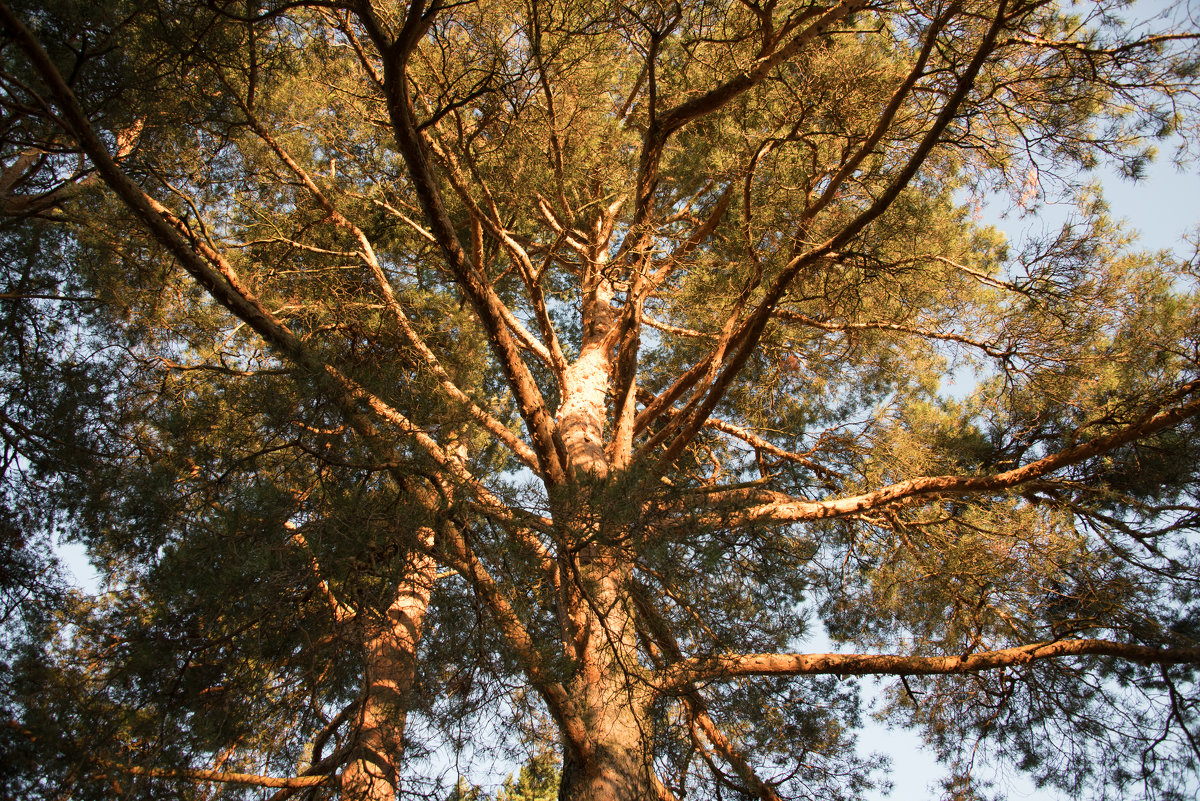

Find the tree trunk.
[
  {"left": 553, "top": 254, "right": 658, "bottom": 799},
  {"left": 558, "top": 546, "right": 656, "bottom": 801},
  {"left": 340, "top": 547, "right": 437, "bottom": 801},
  {"left": 558, "top": 701, "right": 654, "bottom": 801}
]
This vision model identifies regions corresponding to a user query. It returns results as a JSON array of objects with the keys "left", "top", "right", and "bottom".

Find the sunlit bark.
[{"left": 341, "top": 541, "right": 437, "bottom": 801}]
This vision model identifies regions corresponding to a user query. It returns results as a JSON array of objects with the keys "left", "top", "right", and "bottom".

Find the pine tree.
[
  {"left": 496, "top": 750, "right": 560, "bottom": 801},
  {"left": 2, "top": 1, "right": 1200, "bottom": 800}
]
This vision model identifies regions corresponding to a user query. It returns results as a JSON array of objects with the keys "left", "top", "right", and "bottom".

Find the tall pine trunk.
[
  {"left": 558, "top": 546, "right": 656, "bottom": 801},
  {"left": 554, "top": 268, "right": 660, "bottom": 800}
]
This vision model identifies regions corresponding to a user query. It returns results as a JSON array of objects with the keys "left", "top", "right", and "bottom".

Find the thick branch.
[
  {"left": 420, "top": 130, "right": 567, "bottom": 376},
  {"left": 632, "top": 582, "right": 783, "bottom": 801},
  {"left": 370, "top": 26, "right": 568, "bottom": 484},
  {"left": 630, "top": 1, "right": 863, "bottom": 231},
  {"left": 287, "top": 523, "right": 355, "bottom": 623},
  {"left": 726, "top": 380, "right": 1200, "bottom": 524},
  {"left": 436, "top": 519, "right": 592, "bottom": 762},
  {"left": 658, "top": 639, "right": 1200, "bottom": 692},
  {"left": 102, "top": 764, "right": 329, "bottom": 789},
  {"left": 802, "top": 2, "right": 957, "bottom": 222},
  {"left": 234, "top": 99, "right": 540, "bottom": 470}
]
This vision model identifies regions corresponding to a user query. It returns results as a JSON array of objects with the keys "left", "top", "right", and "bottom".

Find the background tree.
[{"left": 3, "top": 1, "right": 1200, "bottom": 800}]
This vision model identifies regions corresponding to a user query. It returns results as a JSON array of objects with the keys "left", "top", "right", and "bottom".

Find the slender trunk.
[{"left": 340, "top": 546, "right": 437, "bottom": 801}]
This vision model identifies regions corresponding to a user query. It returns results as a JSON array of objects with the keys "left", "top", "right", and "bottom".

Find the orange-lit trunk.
[
  {"left": 557, "top": 545, "right": 656, "bottom": 801},
  {"left": 340, "top": 550, "right": 436, "bottom": 801}
]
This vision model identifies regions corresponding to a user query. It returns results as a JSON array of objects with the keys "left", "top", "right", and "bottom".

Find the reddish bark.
[{"left": 340, "top": 549, "right": 437, "bottom": 801}]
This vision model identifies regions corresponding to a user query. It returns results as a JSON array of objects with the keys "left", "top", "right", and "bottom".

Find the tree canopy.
[{"left": 2, "top": 0, "right": 1200, "bottom": 799}]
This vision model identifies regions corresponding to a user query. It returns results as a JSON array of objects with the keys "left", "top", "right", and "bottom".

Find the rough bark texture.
[
  {"left": 550, "top": 231, "right": 659, "bottom": 798},
  {"left": 559, "top": 549, "right": 654, "bottom": 801},
  {"left": 340, "top": 545, "right": 437, "bottom": 800}
]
